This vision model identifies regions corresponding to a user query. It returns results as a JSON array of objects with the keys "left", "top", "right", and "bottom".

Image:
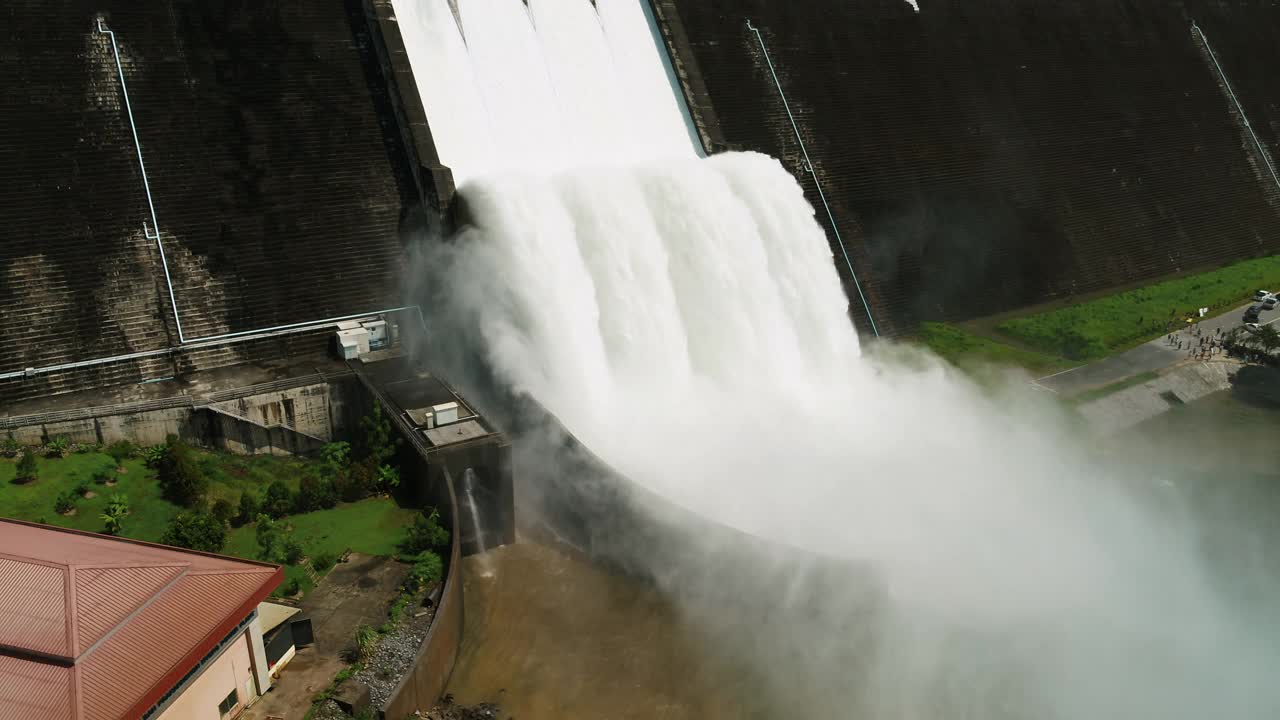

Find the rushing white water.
[
  {"left": 394, "top": 0, "right": 698, "bottom": 184},
  {"left": 400, "top": 1, "right": 1279, "bottom": 717}
]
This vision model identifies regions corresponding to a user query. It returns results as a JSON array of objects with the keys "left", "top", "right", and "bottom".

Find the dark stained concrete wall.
[
  {"left": 657, "top": 0, "right": 1280, "bottom": 335},
  {"left": 1, "top": 0, "right": 417, "bottom": 403}
]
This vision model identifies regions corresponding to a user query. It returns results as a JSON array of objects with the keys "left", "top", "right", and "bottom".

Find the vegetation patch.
[
  {"left": 919, "top": 322, "right": 1071, "bottom": 374},
  {"left": 997, "top": 254, "right": 1280, "bottom": 360},
  {"left": 1070, "top": 370, "right": 1160, "bottom": 405}
]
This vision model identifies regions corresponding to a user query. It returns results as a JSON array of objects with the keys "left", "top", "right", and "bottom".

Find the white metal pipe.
[
  {"left": 746, "top": 19, "right": 880, "bottom": 337},
  {"left": 1193, "top": 22, "right": 1280, "bottom": 193},
  {"left": 0, "top": 306, "right": 425, "bottom": 382},
  {"left": 95, "top": 19, "right": 187, "bottom": 342}
]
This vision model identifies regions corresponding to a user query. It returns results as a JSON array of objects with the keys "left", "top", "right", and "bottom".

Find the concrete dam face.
[{"left": 654, "top": 0, "right": 1280, "bottom": 334}]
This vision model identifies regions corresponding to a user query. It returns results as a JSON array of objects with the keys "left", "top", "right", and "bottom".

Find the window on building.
[{"left": 217, "top": 689, "right": 239, "bottom": 718}]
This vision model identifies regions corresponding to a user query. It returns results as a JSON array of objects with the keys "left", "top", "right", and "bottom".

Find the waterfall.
[
  {"left": 461, "top": 468, "right": 488, "bottom": 555},
  {"left": 396, "top": 1, "right": 1279, "bottom": 717}
]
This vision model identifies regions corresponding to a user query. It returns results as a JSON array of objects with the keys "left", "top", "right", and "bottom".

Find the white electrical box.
[
  {"left": 362, "top": 319, "right": 389, "bottom": 350},
  {"left": 335, "top": 328, "right": 370, "bottom": 358},
  {"left": 432, "top": 401, "right": 459, "bottom": 426}
]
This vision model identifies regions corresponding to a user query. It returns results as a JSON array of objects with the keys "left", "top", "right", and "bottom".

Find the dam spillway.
[{"left": 396, "top": 1, "right": 1280, "bottom": 718}]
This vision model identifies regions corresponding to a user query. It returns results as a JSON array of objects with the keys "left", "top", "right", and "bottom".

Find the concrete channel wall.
[{"left": 0, "top": 373, "right": 361, "bottom": 454}]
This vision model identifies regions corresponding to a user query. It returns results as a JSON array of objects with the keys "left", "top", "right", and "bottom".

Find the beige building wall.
[{"left": 156, "top": 630, "right": 257, "bottom": 720}]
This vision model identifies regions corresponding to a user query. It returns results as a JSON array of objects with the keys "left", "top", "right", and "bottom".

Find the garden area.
[{"left": 0, "top": 405, "right": 449, "bottom": 600}]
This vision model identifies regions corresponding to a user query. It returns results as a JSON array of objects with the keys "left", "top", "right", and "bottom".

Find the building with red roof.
[{"left": 0, "top": 519, "right": 283, "bottom": 720}]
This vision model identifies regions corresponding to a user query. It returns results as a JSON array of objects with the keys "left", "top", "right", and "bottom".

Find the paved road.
[{"left": 1037, "top": 301, "right": 1275, "bottom": 395}]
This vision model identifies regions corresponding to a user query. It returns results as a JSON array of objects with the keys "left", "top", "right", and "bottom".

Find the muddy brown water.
[{"left": 445, "top": 543, "right": 759, "bottom": 719}]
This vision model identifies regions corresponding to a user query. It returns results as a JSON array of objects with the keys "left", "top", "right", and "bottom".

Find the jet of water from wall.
[{"left": 394, "top": 0, "right": 698, "bottom": 185}]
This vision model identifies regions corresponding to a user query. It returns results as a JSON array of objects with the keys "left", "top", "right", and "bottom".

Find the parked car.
[
  {"left": 1264, "top": 296, "right": 1279, "bottom": 310},
  {"left": 1254, "top": 290, "right": 1271, "bottom": 301},
  {"left": 1244, "top": 305, "right": 1263, "bottom": 322},
  {"left": 1245, "top": 323, "right": 1262, "bottom": 334}
]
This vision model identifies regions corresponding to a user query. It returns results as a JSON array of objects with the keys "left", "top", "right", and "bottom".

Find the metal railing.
[{"left": 746, "top": 19, "right": 880, "bottom": 337}]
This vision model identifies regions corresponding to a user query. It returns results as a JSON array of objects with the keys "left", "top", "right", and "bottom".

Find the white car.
[
  {"left": 1244, "top": 323, "right": 1262, "bottom": 334},
  {"left": 1254, "top": 290, "right": 1271, "bottom": 301},
  {"left": 1265, "top": 296, "right": 1279, "bottom": 310}
]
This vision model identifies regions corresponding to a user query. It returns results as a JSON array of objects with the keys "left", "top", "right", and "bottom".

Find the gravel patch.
[
  {"left": 424, "top": 696, "right": 503, "bottom": 720},
  {"left": 353, "top": 598, "right": 438, "bottom": 709},
  {"left": 308, "top": 699, "right": 348, "bottom": 720}
]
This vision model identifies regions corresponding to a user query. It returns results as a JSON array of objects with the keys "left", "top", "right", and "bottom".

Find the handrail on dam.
[
  {"left": 745, "top": 19, "right": 880, "bottom": 338},
  {"left": 1191, "top": 22, "right": 1280, "bottom": 194}
]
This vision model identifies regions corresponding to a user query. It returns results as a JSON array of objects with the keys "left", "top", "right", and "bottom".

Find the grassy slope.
[
  {"left": 920, "top": 322, "right": 1070, "bottom": 374},
  {"left": 997, "top": 254, "right": 1280, "bottom": 360},
  {"left": 0, "top": 450, "right": 417, "bottom": 596}
]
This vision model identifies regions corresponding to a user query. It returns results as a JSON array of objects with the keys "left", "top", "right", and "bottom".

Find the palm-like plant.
[{"left": 100, "top": 494, "right": 130, "bottom": 536}]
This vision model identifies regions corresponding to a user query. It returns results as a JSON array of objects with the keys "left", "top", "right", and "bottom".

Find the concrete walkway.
[{"left": 1036, "top": 301, "right": 1275, "bottom": 395}]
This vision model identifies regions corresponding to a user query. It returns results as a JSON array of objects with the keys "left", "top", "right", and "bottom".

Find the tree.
[
  {"left": 335, "top": 459, "right": 377, "bottom": 502},
  {"left": 320, "top": 442, "right": 351, "bottom": 477},
  {"left": 15, "top": 452, "right": 37, "bottom": 483},
  {"left": 100, "top": 494, "right": 129, "bottom": 536},
  {"left": 156, "top": 435, "right": 208, "bottom": 507},
  {"left": 358, "top": 405, "right": 399, "bottom": 465},
  {"left": 160, "top": 512, "right": 227, "bottom": 553},
  {"left": 262, "top": 480, "right": 295, "bottom": 519},
  {"left": 295, "top": 474, "right": 337, "bottom": 513},
  {"left": 255, "top": 514, "right": 283, "bottom": 562},
  {"left": 106, "top": 440, "right": 136, "bottom": 471},
  {"left": 402, "top": 508, "right": 450, "bottom": 555},
  {"left": 1250, "top": 324, "right": 1280, "bottom": 356},
  {"left": 210, "top": 498, "right": 236, "bottom": 526},
  {"left": 234, "top": 491, "right": 260, "bottom": 527}
]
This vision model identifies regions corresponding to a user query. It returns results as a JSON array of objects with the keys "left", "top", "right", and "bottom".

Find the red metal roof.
[{"left": 0, "top": 520, "right": 281, "bottom": 720}]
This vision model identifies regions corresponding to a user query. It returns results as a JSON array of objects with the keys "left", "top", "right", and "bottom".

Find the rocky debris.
[
  {"left": 307, "top": 699, "right": 347, "bottom": 720},
  {"left": 422, "top": 695, "right": 502, "bottom": 720},
  {"left": 353, "top": 601, "right": 438, "bottom": 708}
]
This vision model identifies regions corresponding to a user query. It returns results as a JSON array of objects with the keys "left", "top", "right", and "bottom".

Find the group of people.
[{"left": 1165, "top": 324, "right": 1225, "bottom": 361}]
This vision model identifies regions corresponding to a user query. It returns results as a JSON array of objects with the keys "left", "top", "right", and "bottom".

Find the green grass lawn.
[
  {"left": 0, "top": 448, "right": 418, "bottom": 597},
  {"left": 0, "top": 453, "right": 180, "bottom": 542},
  {"left": 920, "top": 322, "right": 1071, "bottom": 374},
  {"left": 997, "top": 254, "right": 1280, "bottom": 360}
]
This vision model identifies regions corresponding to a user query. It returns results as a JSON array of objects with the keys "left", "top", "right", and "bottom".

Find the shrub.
[
  {"left": 234, "top": 491, "right": 259, "bottom": 527},
  {"left": 295, "top": 474, "right": 337, "bottom": 513},
  {"left": 403, "top": 550, "right": 443, "bottom": 593},
  {"left": 282, "top": 537, "right": 305, "bottom": 565},
  {"left": 376, "top": 465, "right": 400, "bottom": 493},
  {"left": 53, "top": 492, "right": 76, "bottom": 515},
  {"left": 354, "top": 624, "right": 378, "bottom": 660},
  {"left": 91, "top": 468, "right": 113, "bottom": 485},
  {"left": 160, "top": 512, "right": 227, "bottom": 553},
  {"left": 402, "top": 508, "right": 450, "bottom": 555},
  {"left": 44, "top": 436, "right": 70, "bottom": 458},
  {"left": 106, "top": 440, "right": 136, "bottom": 468},
  {"left": 278, "top": 577, "right": 301, "bottom": 597},
  {"left": 73, "top": 442, "right": 95, "bottom": 454},
  {"left": 15, "top": 452, "right": 38, "bottom": 483},
  {"left": 100, "top": 494, "right": 129, "bottom": 536},
  {"left": 142, "top": 444, "right": 166, "bottom": 468},
  {"left": 210, "top": 498, "right": 235, "bottom": 525},
  {"left": 0, "top": 438, "right": 19, "bottom": 458},
  {"left": 262, "top": 480, "right": 294, "bottom": 519},
  {"left": 310, "top": 551, "right": 338, "bottom": 574},
  {"left": 156, "top": 435, "right": 207, "bottom": 507},
  {"left": 74, "top": 481, "right": 91, "bottom": 498}
]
